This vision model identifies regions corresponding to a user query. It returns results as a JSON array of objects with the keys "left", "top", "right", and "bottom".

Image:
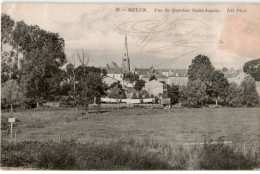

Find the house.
[
  {"left": 144, "top": 79, "right": 167, "bottom": 96},
  {"left": 102, "top": 76, "right": 119, "bottom": 87},
  {"left": 106, "top": 68, "right": 124, "bottom": 82},
  {"left": 166, "top": 69, "right": 188, "bottom": 86},
  {"left": 135, "top": 67, "right": 167, "bottom": 82}
]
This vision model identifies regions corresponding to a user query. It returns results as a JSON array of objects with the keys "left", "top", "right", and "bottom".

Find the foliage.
[
  {"left": 188, "top": 54, "right": 215, "bottom": 86},
  {"left": 132, "top": 93, "right": 138, "bottom": 99},
  {"left": 241, "top": 77, "right": 259, "bottom": 107},
  {"left": 167, "top": 84, "right": 179, "bottom": 105},
  {"left": 138, "top": 90, "right": 150, "bottom": 99},
  {"left": 1, "top": 13, "right": 15, "bottom": 46},
  {"left": 1, "top": 51, "right": 19, "bottom": 83},
  {"left": 20, "top": 49, "right": 65, "bottom": 100},
  {"left": 226, "top": 83, "right": 244, "bottom": 107},
  {"left": 77, "top": 70, "right": 104, "bottom": 104},
  {"left": 200, "top": 138, "right": 258, "bottom": 170},
  {"left": 134, "top": 79, "right": 145, "bottom": 91},
  {"left": 188, "top": 55, "right": 230, "bottom": 106},
  {"left": 9, "top": 19, "right": 67, "bottom": 101},
  {"left": 243, "top": 59, "right": 260, "bottom": 81},
  {"left": 1, "top": 80, "right": 25, "bottom": 104},
  {"left": 108, "top": 82, "right": 126, "bottom": 99},
  {"left": 209, "top": 70, "right": 229, "bottom": 105},
  {"left": 1, "top": 138, "right": 258, "bottom": 170},
  {"left": 149, "top": 75, "right": 157, "bottom": 81},
  {"left": 123, "top": 72, "right": 139, "bottom": 83},
  {"left": 186, "top": 79, "right": 208, "bottom": 107}
]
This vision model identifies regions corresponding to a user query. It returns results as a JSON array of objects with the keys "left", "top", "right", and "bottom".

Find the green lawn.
[{"left": 1, "top": 107, "right": 259, "bottom": 150}]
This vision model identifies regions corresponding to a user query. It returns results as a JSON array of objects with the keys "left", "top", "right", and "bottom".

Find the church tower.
[{"left": 122, "top": 35, "right": 130, "bottom": 73}]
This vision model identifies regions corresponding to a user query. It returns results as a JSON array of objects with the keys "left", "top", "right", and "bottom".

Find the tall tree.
[
  {"left": 15, "top": 21, "right": 66, "bottom": 102},
  {"left": 210, "top": 70, "right": 230, "bottom": 106},
  {"left": 241, "top": 77, "right": 259, "bottom": 107},
  {"left": 188, "top": 55, "right": 215, "bottom": 85},
  {"left": 1, "top": 80, "right": 24, "bottom": 112},
  {"left": 1, "top": 13, "right": 15, "bottom": 50},
  {"left": 134, "top": 79, "right": 145, "bottom": 91},
  {"left": 226, "top": 83, "right": 243, "bottom": 107},
  {"left": 186, "top": 79, "right": 208, "bottom": 107},
  {"left": 243, "top": 59, "right": 260, "bottom": 81},
  {"left": 167, "top": 84, "right": 179, "bottom": 105}
]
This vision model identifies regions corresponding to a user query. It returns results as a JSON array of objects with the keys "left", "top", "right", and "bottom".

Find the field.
[{"left": 2, "top": 106, "right": 260, "bottom": 151}]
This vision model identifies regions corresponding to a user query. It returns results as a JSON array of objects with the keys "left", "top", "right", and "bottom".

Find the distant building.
[
  {"left": 106, "top": 68, "right": 124, "bottom": 82},
  {"left": 135, "top": 68, "right": 188, "bottom": 86},
  {"left": 102, "top": 76, "right": 119, "bottom": 86},
  {"left": 166, "top": 69, "right": 188, "bottom": 86},
  {"left": 144, "top": 79, "right": 167, "bottom": 96},
  {"left": 135, "top": 67, "right": 167, "bottom": 82}
]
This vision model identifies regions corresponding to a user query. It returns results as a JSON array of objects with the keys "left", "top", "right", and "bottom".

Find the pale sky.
[{"left": 2, "top": 3, "right": 260, "bottom": 69}]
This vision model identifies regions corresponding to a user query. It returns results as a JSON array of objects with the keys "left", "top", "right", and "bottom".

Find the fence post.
[
  {"left": 14, "top": 131, "right": 17, "bottom": 144},
  {"left": 10, "top": 122, "right": 13, "bottom": 142}
]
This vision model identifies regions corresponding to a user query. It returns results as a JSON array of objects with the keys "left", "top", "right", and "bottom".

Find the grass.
[
  {"left": 1, "top": 107, "right": 260, "bottom": 169},
  {"left": 1, "top": 107, "right": 259, "bottom": 148},
  {"left": 1, "top": 138, "right": 258, "bottom": 170}
]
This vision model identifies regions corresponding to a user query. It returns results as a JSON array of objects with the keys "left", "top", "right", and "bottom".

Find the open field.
[{"left": 2, "top": 107, "right": 260, "bottom": 151}]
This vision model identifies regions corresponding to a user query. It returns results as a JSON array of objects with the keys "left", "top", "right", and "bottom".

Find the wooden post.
[
  {"left": 10, "top": 104, "right": 13, "bottom": 114},
  {"left": 10, "top": 122, "right": 13, "bottom": 142},
  {"left": 14, "top": 131, "right": 17, "bottom": 144}
]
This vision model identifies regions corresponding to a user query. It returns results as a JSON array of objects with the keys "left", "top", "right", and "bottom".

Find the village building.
[
  {"left": 102, "top": 76, "right": 120, "bottom": 87},
  {"left": 166, "top": 69, "right": 188, "bottom": 86},
  {"left": 144, "top": 79, "right": 167, "bottom": 96},
  {"left": 106, "top": 68, "right": 124, "bottom": 82}
]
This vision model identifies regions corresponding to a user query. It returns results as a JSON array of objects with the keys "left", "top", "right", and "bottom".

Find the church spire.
[
  {"left": 124, "top": 34, "right": 128, "bottom": 58},
  {"left": 122, "top": 34, "right": 130, "bottom": 73}
]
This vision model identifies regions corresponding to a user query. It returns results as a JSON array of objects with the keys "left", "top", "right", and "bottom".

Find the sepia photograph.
[{"left": 1, "top": 2, "right": 260, "bottom": 170}]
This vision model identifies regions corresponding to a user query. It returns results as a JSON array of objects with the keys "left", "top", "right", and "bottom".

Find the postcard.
[{"left": 1, "top": 3, "right": 260, "bottom": 170}]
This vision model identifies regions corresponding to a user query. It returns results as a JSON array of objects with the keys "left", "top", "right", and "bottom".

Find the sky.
[{"left": 2, "top": 3, "right": 260, "bottom": 69}]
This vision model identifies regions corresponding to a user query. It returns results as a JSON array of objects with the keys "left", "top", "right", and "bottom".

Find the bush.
[
  {"left": 200, "top": 139, "right": 258, "bottom": 170},
  {"left": 1, "top": 138, "right": 259, "bottom": 170}
]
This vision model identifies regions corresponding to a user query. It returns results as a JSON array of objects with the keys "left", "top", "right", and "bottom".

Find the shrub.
[
  {"left": 1, "top": 138, "right": 259, "bottom": 170},
  {"left": 200, "top": 139, "right": 258, "bottom": 170}
]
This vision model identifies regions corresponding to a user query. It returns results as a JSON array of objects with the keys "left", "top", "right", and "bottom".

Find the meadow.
[
  {"left": 1, "top": 106, "right": 260, "bottom": 170},
  {"left": 2, "top": 106, "right": 259, "bottom": 150}
]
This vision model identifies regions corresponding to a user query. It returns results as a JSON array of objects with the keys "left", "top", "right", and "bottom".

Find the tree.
[
  {"left": 108, "top": 82, "right": 126, "bottom": 99},
  {"left": 210, "top": 70, "right": 230, "bottom": 106},
  {"left": 1, "top": 80, "right": 24, "bottom": 112},
  {"left": 134, "top": 79, "right": 145, "bottom": 91},
  {"left": 241, "top": 77, "right": 259, "bottom": 106},
  {"left": 20, "top": 49, "right": 65, "bottom": 102},
  {"left": 1, "top": 13, "right": 15, "bottom": 50},
  {"left": 221, "top": 67, "right": 228, "bottom": 73},
  {"left": 123, "top": 72, "right": 139, "bottom": 83},
  {"left": 188, "top": 55, "right": 215, "bottom": 83},
  {"left": 149, "top": 75, "right": 157, "bottom": 81},
  {"left": 138, "top": 90, "right": 150, "bottom": 99},
  {"left": 132, "top": 93, "right": 138, "bottom": 99},
  {"left": 188, "top": 54, "right": 215, "bottom": 101},
  {"left": 75, "top": 49, "right": 92, "bottom": 76},
  {"left": 243, "top": 59, "right": 260, "bottom": 81},
  {"left": 167, "top": 84, "right": 179, "bottom": 105},
  {"left": 226, "top": 83, "right": 243, "bottom": 107},
  {"left": 186, "top": 79, "right": 208, "bottom": 107}
]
